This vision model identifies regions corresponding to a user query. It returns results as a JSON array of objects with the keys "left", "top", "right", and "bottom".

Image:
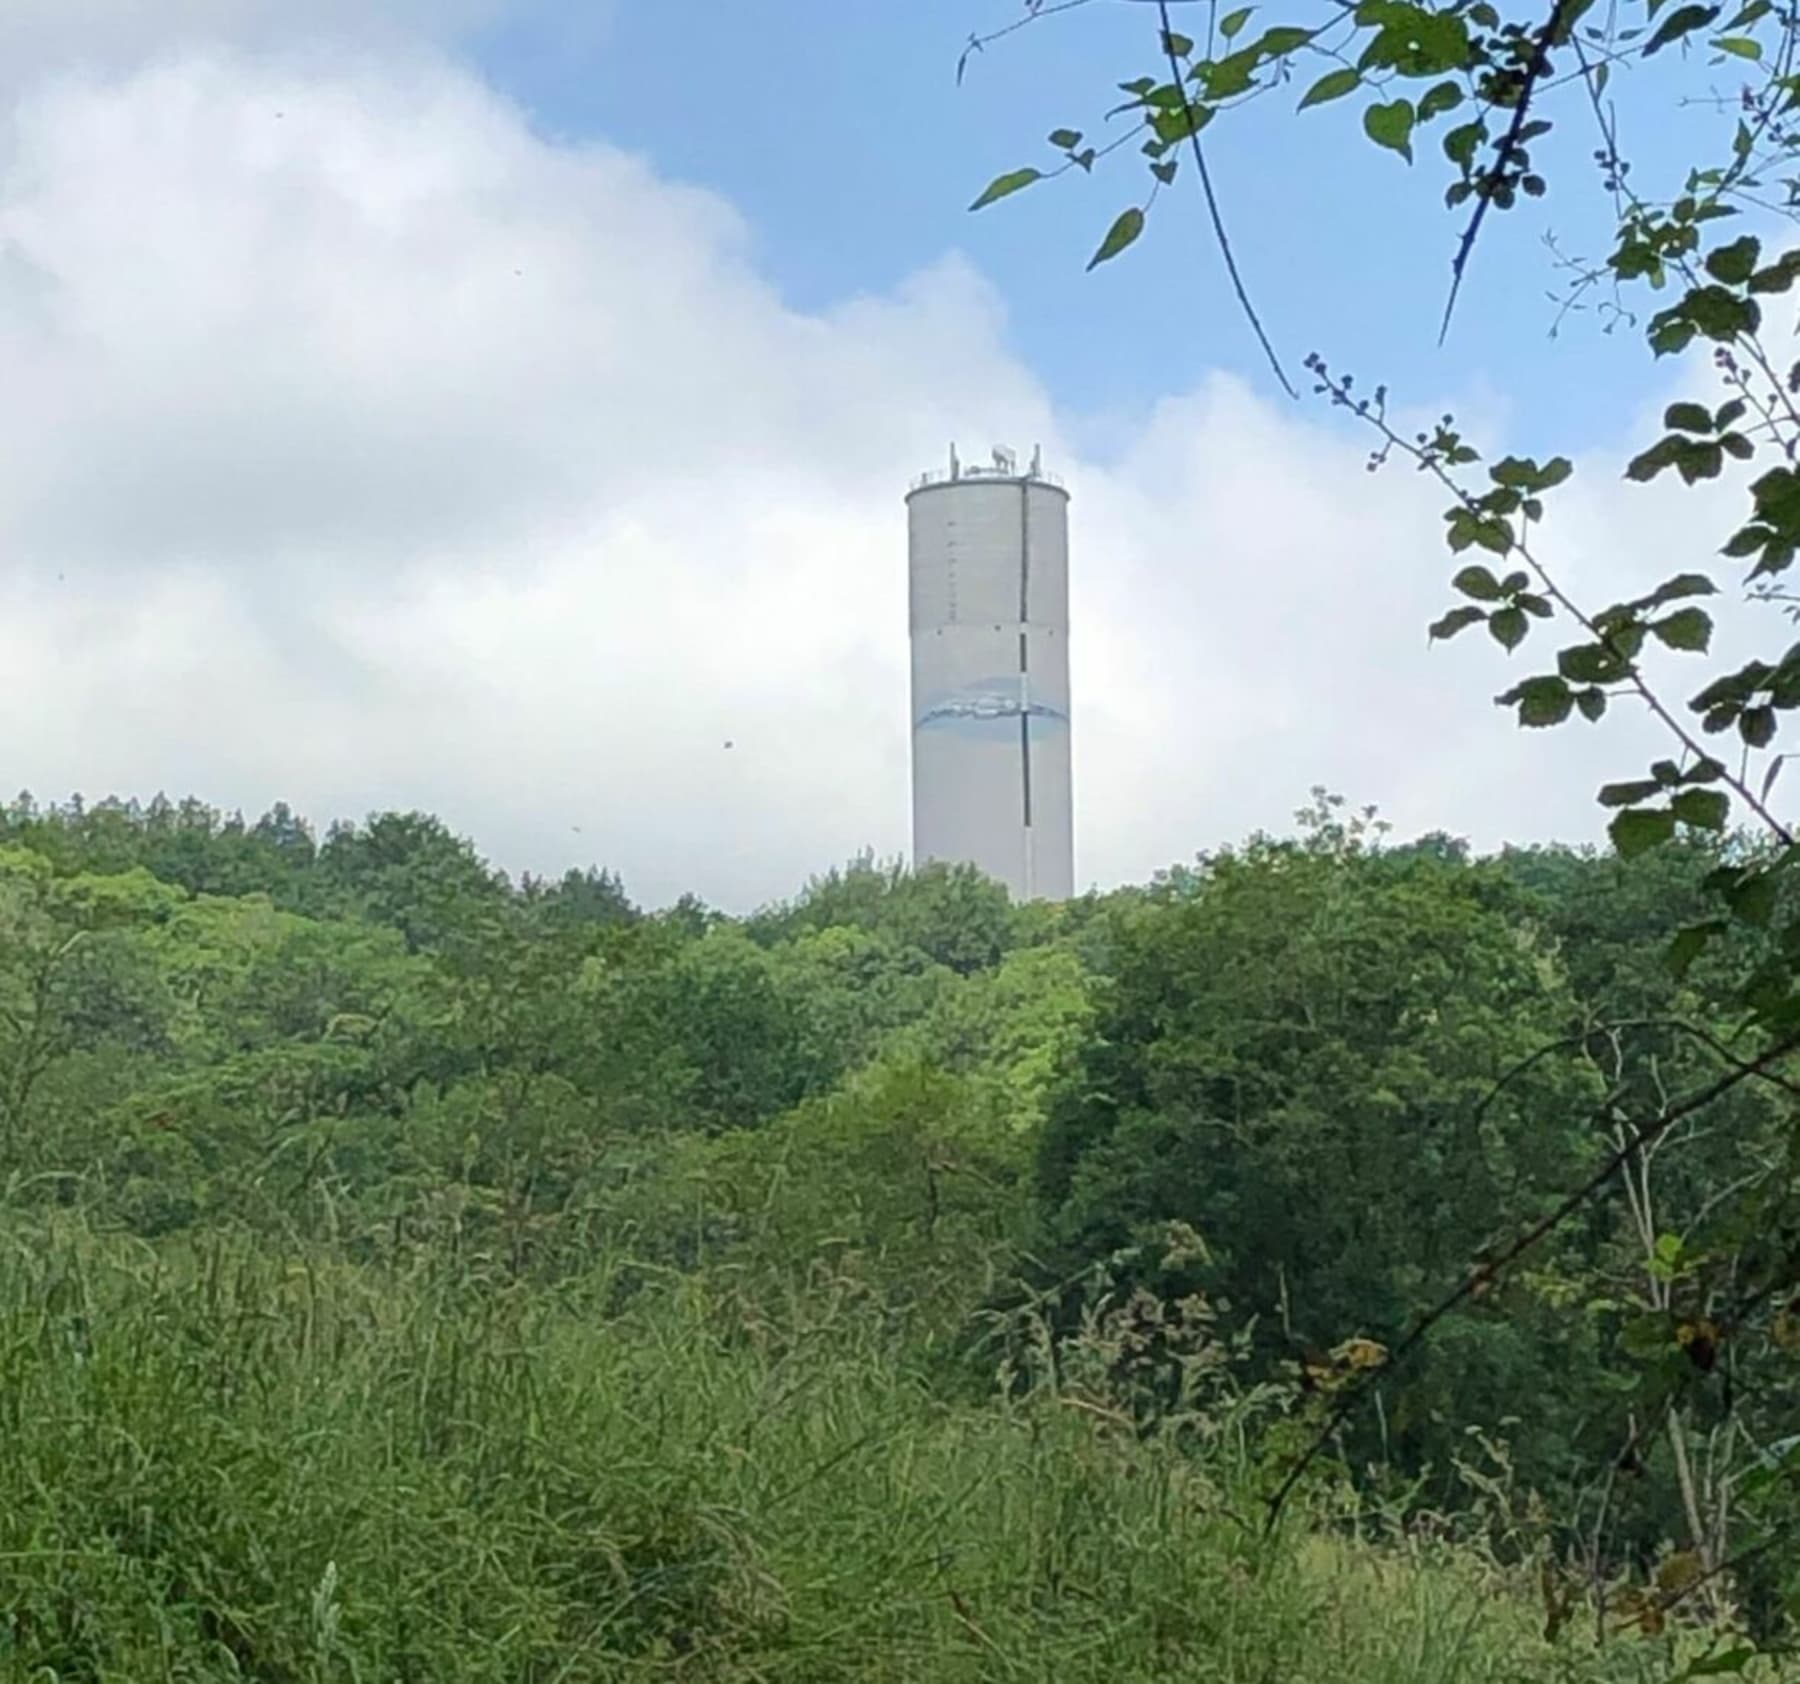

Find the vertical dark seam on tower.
[{"left": 1019, "top": 480, "right": 1033, "bottom": 832}]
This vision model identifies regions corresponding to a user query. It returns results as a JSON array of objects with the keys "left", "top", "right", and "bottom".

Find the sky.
[{"left": 0, "top": 0, "right": 1779, "bottom": 909}]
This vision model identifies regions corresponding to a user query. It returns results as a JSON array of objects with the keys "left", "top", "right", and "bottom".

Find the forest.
[{"left": 2, "top": 788, "right": 1796, "bottom": 1681}]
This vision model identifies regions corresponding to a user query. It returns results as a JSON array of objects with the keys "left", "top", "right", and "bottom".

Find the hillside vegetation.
[{"left": 2, "top": 790, "right": 1796, "bottom": 1681}]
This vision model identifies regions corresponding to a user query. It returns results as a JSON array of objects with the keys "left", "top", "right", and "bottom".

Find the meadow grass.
[{"left": 0, "top": 1214, "right": 1777, "bottom": 1682}]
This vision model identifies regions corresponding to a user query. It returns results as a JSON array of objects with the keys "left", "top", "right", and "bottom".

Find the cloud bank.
[{"left": 0, "top": 41, "right": 1762, "bottom": 909}]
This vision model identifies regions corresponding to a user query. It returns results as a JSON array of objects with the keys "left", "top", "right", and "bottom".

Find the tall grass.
[{"left": 0, "top": 1213, "right": 1750, "bottom": 1683}]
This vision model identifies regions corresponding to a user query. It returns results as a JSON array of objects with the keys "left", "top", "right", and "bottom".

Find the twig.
[
  {"left": 1157, "top": 0, "right": 1297, "bottom": 397},
  {"left": 958, "top": 0, "right": 1210, "bottom": 83}
]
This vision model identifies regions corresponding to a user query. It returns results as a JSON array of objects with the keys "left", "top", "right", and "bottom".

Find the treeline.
[{"left": 1, "top": 788, "right": 1796, "bottom": 1677}]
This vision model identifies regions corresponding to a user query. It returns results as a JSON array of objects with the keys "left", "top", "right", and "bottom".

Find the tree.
[
  {"left": 310, "top": 811, "right": 508, "bottom": 951},
  {"left": 1034, "top": 827, "right": 1613, "bottom": 1489},
  {"left": 753, "top": 856, "right": 1019, "bottom": 976},
  {"left": 0, "top": 847, "right": 178, "bottom": 1165}
]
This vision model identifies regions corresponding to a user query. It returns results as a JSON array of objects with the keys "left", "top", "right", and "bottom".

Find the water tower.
[{"left": 904, "top": 445, "right": 1073, "bottom": 901}]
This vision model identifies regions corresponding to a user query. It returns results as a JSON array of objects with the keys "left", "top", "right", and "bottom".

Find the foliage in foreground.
[
  {"left": 0, "top": 1216, "right": 1737, "bottom": 1684},
  {"left": 3, "top": 791, "right": 1799, "bottom": 1676}
]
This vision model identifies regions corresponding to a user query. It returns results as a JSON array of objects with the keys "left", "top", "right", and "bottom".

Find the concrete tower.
[{"left": 906, "top": 445, "right": 1073, "bottom": 901}]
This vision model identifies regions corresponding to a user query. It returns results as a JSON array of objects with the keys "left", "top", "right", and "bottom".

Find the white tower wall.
[{"left": 906, "top": 455, "right": 1073, "bottom": 901}]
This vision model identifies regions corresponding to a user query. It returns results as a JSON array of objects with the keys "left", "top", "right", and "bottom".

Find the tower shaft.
[{"left": 905, "top": 451, "right": 1073, "bottom": 901}]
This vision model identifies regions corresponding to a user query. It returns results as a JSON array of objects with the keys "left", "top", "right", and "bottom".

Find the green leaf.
[
  {"left": 1087, "top": 207, "right": 1146, "bottom": 270},
  {"left": 1652, "top": 607, "right": 1715, "bottom": 652},
  {"left": 1668, "top": 920, "right": 1725, "bottom": 979},
  {"left": 1048, "top": 128, "right": 1084, "bottom": 150},
  {"left": 1418, "top": 79, "right": 1463, "bottom": 120},
  {"left": 1151, "top": 100, "right": 1214, "bottom": 142},
  {"left": 1611, "top": 807, "right": 1677, "bottom": 857},
  {"left": 1728, "top": 870, "right": 1779, "bottom": 925},
  {"left": 1255, "top": 26, "right": 1314, "bottom": 54},
  {"left": 1741, "top": 704, "right": 1778, "bottom": 747},
  {"left": 1672, "top": 787, "right": 1730, "bottom": 829},
  {"left": 1749, "top": 251, "right": 1800, "bottom": 293},
  {"left": 1680, "top": 284, "right": 1762, "bottom": 341},
  {"left": 1200, "top": 49, "right": 1261, "bottom": 98},
  {"left": 1472, "top": 517, "right": 1511, "bottom": 554},
  {"left": 1712, "top": 34, "right": 1763, "bottom": 56},
  {"left": 1691, "top": 660, "right": 1771, "bottom": 711},
  {"left": 1491, "top": 455, "right": 1572, "bottom": 492},
  {"left": 1220, "top": 7, "right": 1253, "bottom": 39},
  {"left": 1506, "top": 674, "right": 1573, "bottom": 725},
  {"left": 1558, "top": 643, "right": 1630, "bottom": 684},
  {"left": 1299, "top": 66, "right": 1361, "bottom": 109},
  {"left": 1670, "top": 1648, "right": 1756, "bottom": 1676},
  {"left": 1443, "top": 119, "right": 1486, "bottom": 168},
  {"left": 1429, "top": 606, "right": 1487, "bottom": 640},
  {"left": 1598, "top": 779, "right": 1665, "bottom": 807},
  {"left": 1575, "top": 687, "right": 1608, "bottom": 721},
  {"left": 1452, "top": 564, "right": 1504, "bottom": 601},
  {"left": 1163, "top": 28, "right": 1196, "bottom": 54},
  {"left": 970, "top": 168, "right": 1042, "bottom": 211},
  {"left": 1705, "top": 233, "right": 1762, "bottom": 283},
  {"left": 1649, "top": 315, "right": 1698, "bottom": 357},
  {"left": 1642, "top": 572, "right": 1718, "bottom": 607},
  {"left": 1357, "top": 4, "right": 1471, "bottom": 74},
  {"left": 1645, "top": 3, "right": 1721, "bottom": 54},
  {"left": 1665, "top": 401, "right": 1716, "bottom": 432},
  {"left": 1610, "top": 620, "right": 1647, "bottom": 660},
  {"left": 1627, "top": 438, "right": 1682, "bottom": 482},
  {"left": 1673, "top": 1643, "right": 1758, "bottom": 1677},
  {"left": 1675, "top": 439, "right": 1726, "bottom": 484},
  {"left": 1488, "top": 606, "right": 1528, "bottom": 651},
  {"left": 1363, "top": 98, "right": 1416, "bottom": 162},
  {"left": 1151, "top": 159, "right": 1179, "bottom": 184}
]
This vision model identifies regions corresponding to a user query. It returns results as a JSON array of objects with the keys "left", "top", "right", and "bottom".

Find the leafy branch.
[
  {"left": 1440, "top": 0, "right": 1585, "bottom": 341},
  {"left": 1309, "top": 354, "right": 1796, "bottom": 852}
]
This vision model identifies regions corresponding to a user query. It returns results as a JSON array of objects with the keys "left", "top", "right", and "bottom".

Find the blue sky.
[
  {"left": 474, "top": 1, "right": 1721, "bottom": 452},
  {"left": 0, "top": 0, "right": 1770, "bottom": 905}
]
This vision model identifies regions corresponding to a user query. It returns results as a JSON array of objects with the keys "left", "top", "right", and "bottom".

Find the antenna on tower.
[
  {"left": 992, "top": 444, "right": 1016, "bottom": 475},
  {"left": 1029, "top": 444, "right": 1042, "bottom": 478},
  {"left": 949, "top": 443, "right": 961, "bottom": 481}
]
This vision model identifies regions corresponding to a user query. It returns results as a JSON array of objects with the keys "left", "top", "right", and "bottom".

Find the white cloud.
[{"left": 0, "top": 46, "right": 1778, "bottom": 910}]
